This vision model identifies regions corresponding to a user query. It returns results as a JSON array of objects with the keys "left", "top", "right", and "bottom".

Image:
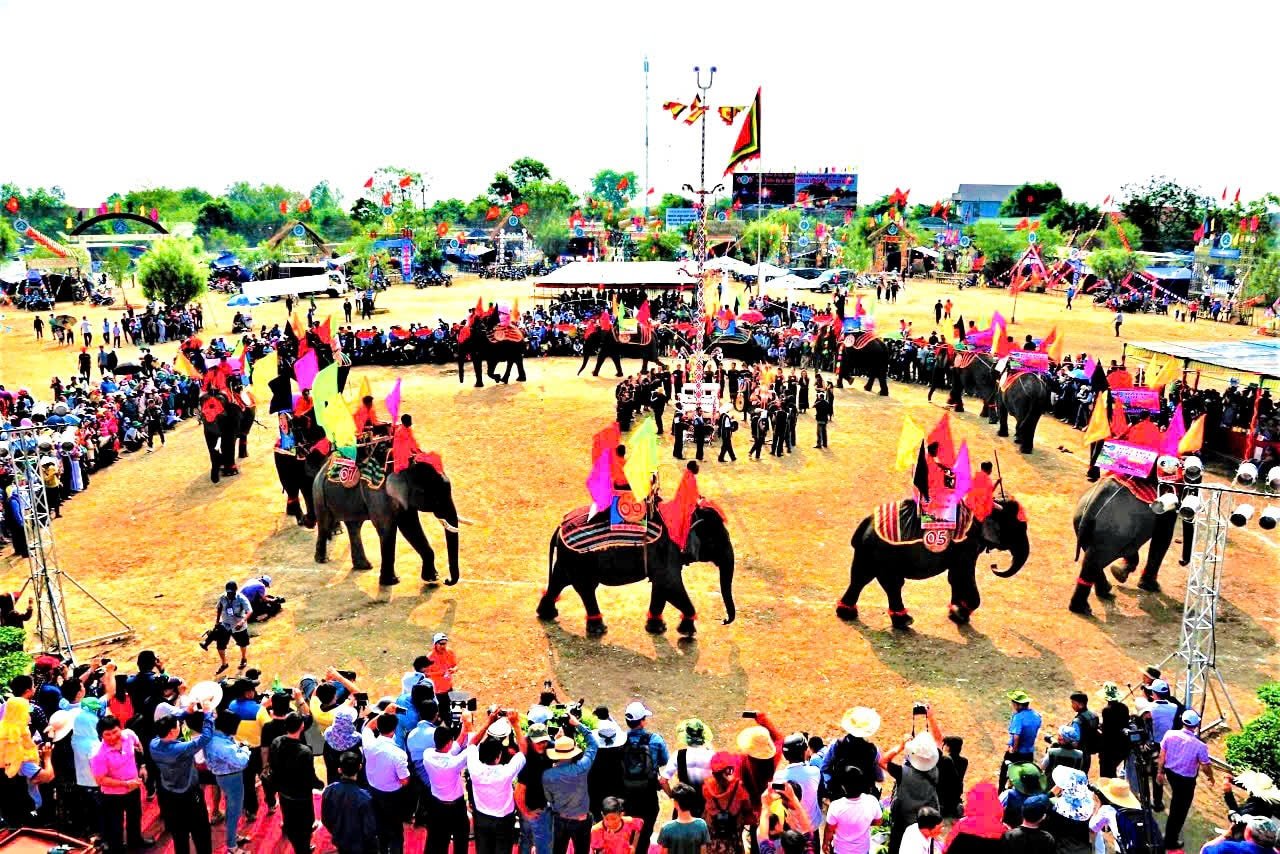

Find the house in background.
[{"left": 951, "top": 184, "right": 1018, "bottom": 224}]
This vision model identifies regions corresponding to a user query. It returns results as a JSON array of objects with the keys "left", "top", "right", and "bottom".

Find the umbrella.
[
  {"left": 227, "top": 294, "right": 261, "bottom": 307},
  {"left": 55, "top": 314, "right": 77, "bottom": 328},
  {"left": 115, "top": 362, "right": 145, "bottom": 376},
  {"left": 738, "top": 310, "right": 765, "bottom": 324},
  {"left": 1070, "top": 369, "right": 1088, "bottom": 380}
]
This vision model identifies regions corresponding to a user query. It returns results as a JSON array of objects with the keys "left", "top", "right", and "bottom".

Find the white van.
[{"left": 243, "top": 264, "right": 348, "bottom": 299}]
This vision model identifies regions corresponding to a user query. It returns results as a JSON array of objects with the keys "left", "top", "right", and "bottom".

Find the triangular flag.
[
  {"left": 1178, "top": 415, "right": 1205, "bottom": 455},
  {"left": 586, "top": 449, "right": 613, "bottom": 515},
  {"left": 658, "top": 467, "right": 700, "bottom": 550},
  {"left": 662, "top": 100, "right": 687, "bottom": 120},
  {"left": 912, "top": 442, "right": 931, "bottom": 503},
  {"left": 1083, "top": 392, "right": 1111, "bottom": 444},
  {"left": 927, "top": 412, "right": 956, "bottom": 467},
  {"left": 1160, "top": 404, "right": 1187, "bottom": 456},
  {"left": 1110, "top": 396, "right": 1130, "bottom": 438},
  {"left": 293, "top": 350, "right": 319, "bottom": 391},
  {"left": 623, "top": 416, "right": 659, "bottom": 499},
  {"left": 592, "top": 422, "right": 622, "bottom": 464},
  {"left": 385, "top": 378, "right": 402, "bottom": 423},
  {"left": 894, "top": 416, "right": 926, "bottom": 471},
  {"left": 173, "top": 350, "right": 200, "bottom": 379},
  {"left": 1151, "top": 357, "right": 1182, "bottom": 391},
  {"left": 363, "top": 176, "right": 374, "bottom": 189},
  {"left": 250, "top": 350, "right": 278, "bottom": 402},
  {"left": 357, "top": 374, "right": 373, "bottom": 403},
  {"left": 289, "top": 308, "right": 306, "bottom": 340},
  {"left": 636, "top": 299, "right": 651, "bottom": 326},
  {"left": 1046, "top": 328, "right": 1064, "bottom": 363},
  {"left": 953, "top": 441, "right": 972, "bottom": 504},
  {"left": 313, "top": 363, "right": 357, "bottom": 456}
]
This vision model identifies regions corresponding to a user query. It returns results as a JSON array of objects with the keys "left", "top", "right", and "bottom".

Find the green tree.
[
  {"left": 426, "top": 198, "right": 468, "bottom": 226},
  {"left": 587, "top": 169, "right": 639, "bottom": 211},
  {"left": 138, "top": 237, "right": 206, "bottom": 306},
  {"left": 196, "top": 199, "right": 236, "bottom": 235},
  {"left": 654, "top": 193, "right": 693, "bottom": 220},
  {"left": 510, "top": 157, "right": 551, "bottom": 188},
  {"left": 1043, "top": 199, "right": 1101, "bottom": 234},
  {"left": 102, "top": 248, "right": 133, "bottom": 291},
  {"left": 1245, "top": 246, "right": 1280, "bottom": 301},
  {"left": 1226, "top": 683, "right": 1280, "bottom": 783},
  {"left": 532, "top": 219, "right": 570, "bottom": 258},
  {"left": 0, "top": 219, "right": 17, "bottom": 258},
  {"left": 0, "top": 184, "right": 70, "bottom": 235},
  {"left": 350, "top": 198, "right": 381, "bottom": 226},
  {"left": 634, "top": 231, "right": 683, "bottom": 261},
  {"left": 519, "top": 180, "right": 576, "bottom": 232},
  {"left": 999, "top": 182, "right": 1063, "bottom": 218},
  {"left": 1120, "top": 176, "right": 1210, "bottom": 251},
  {"left": 1087, "top": 247, "right": 1143, "bottom": 283},
  {"left": 966, "top": 221, "right": 1022, "bottom": 279}
]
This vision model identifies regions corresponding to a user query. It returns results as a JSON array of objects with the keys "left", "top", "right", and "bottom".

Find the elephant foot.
[
  {"left": 474, "top": 382, "right": 484, "bottom": 389},
  {"left": 517, "top": 375, "right": 527, "bottom": 382},
  {"left": 1095, "top": 582, "right": 1115, "bottom": 600},
  {"left": 1138, "top": 576, "right": 1162, "bottom": 593},
  {"left": 302, "top": 514, "right": 316, "bottom": 530},
  {"left": 1111, "top": 563, "right": 1134, "bottom": 583},
  {"left": 286, "top": 501, "right": 302, "bottom": 519},
  {"left": 591, "top": 371, "right": 600, "bottom": 377},
  {"left": 536, "top": 603, "right": 558, "bottom": 621},
  {"left": 1178, "top": 558, "right": 1190, "bottom": 567},
  {"left": 210, "top": 466, "right": 220, "bottom": 484},
  {"left": 947, "top": 604, "right": 971, "bottom": 625},
  {"left": 421, "top": 567, "right": 440, "bottom": 586},
  {"left": 644, "top": 617, "right": 667, "bottom": 634},
  {"left": 586, "top": 615, "right": 608, "bottom": 636},
  {"left": 879, "top": 389, "right": 889, "bottom": 397},
  {"left": 1069, "top": 581, "right": 1094, "bottom": 616},
  {"left": 996, "top": 429, "right": 1009, "bottom": 438},
  {"left": 1019, "top": 446, "right": 1033, "bottom": 454},
  {"left": 379, "top": 575, "right": 400, "bottom": 587},
  {"left": 836, "top": 602, "right": 858, "bottom": 621},
  {"left": 889, "top": 610, "right": 914, "bottom": 630},
  {"left": 676, "top": 616, "right": 697, "bottom": 636},
  {"left": 1069, "top": 600, "right": 1094, "bottom": 617},
  {"left": 238, "top": 449, "right": 249, "bottom": 459},
  {"left": 315, "top": 553, "right": 327, "bottom": 564},
  {"left": 352, "top": 559, "right": 373, "bottom": 571},
  {"left": 222, "top": 465, "right": 240, "bottom": 476}
]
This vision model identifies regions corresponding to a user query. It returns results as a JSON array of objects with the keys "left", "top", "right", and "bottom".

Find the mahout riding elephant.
[
  {"left": 313, "top": 457, "right": 461, "bottom": 586},
  {"left": 997, "top": 371, "right": 1050, "bottom": 454},
  {"left": 836, "top": 498, "right": 1030, "bottom": 628},
  {"left": 1069, "top": 476, "right": 1172, "bottom": 615},
  {"left": 273, "top": 412, "right": 329, "bottom": 527},
  {"left": 536, "top": 504, "right": 735, "bottom": 636},
  {"left": 578, "top": 322, "right": 668, "bottom": 376},
  {"left": 199, "top": 387, "right": 256, "bottom": 483},
  {"left": 456, "top": 307, "right": 527, "bottom": 387},
  {"left": 836, "top": 334, "right": 891, "bottom": 395}
]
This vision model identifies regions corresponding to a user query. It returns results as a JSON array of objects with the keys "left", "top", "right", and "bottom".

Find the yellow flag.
[
  {"left": 357, "top": 375, "right": 373, "bottom": 401},
  {"left": 289, "top": 308, "right": 306, "bottom": 340},
  {"left": 1047, "top": 329, "right": 1064, "bottom": 363},
  {"left": 312, "top": 363, "right": 356, "bottom": 454},
  {"left": 1082, "top": 391, "right": 1111, "bottom": 445},
  {"left": 511, "top": 298, "right": 520, "bottom": 322},
  {"left": 1178, "top": 415, "right": 1206, "bottom": 455},
  {"left": 1152, "top": 356, "right": 1182, "bottom": 390},
  {"left": 173, "top": 349, "right": 200, "bottom": 379},
  {"left": 1145, "top": 351, "right": 1160, "bottom": 381},
  {"left": 894, "top": 416, "right": 926, "bottom": 471},
  {"left": 250, "top": 350, "right": 278, "bottom": 400},
  {"left": 623, "top": 416, "right": 659, "bottom": 499}
]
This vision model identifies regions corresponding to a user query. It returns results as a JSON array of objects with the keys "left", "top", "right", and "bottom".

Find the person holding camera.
[
  {"left": 150, "top": 700, "right": 217, "bottom": 854},
  {"left": 364, "top": 710, "right": 411, "bottom": 854},
  {"left": 1040, "top": 723, "right": 1085, "bottom": 780},
  {"left": 702, "top": 751, "right": 753, "bottom": 854},
  {"left": 881, "top": 704, "right": 944, "bottom": 854},
  {"left": 419, "top": 716, "right": 473, "bottom": 854},
  {"left": 1158, "top": 710, "right": 1214, "bottom": 852},
  {"left": 543, "top": 714, "right": 600, "bottom": 854},
  {"left": 469, "top": 709, "right": 529, "bottom": 854}
]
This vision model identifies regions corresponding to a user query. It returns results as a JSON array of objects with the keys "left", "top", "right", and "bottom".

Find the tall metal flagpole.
[
  {"left": 644, "top": 56, "right": 650, "bottom": 221},
  {"left": 681, "top": 65, "right": 723, "bottom": 413}
]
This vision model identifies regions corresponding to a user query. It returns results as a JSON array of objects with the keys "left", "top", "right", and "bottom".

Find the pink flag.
[
  {"left": 293, "top": 350, "right": 319, "bottom": 391},
  {"left": 1082, "top": 357, "right": 1097, "bottom": 379},
  {"left": 586, "top": 450, "right": 613, "bottom": 515},
  {"left": 988, "top": 311, "right": 1006, "bottom": 332},
  {"left": 1161, "top": 404, "right": 1187, "bottom": 456},
  {"left": 953, "top": 440, "right": 972, "bottom": 503},
  {"left": 635, "top": 300, "right": 651, "bottom": 326},
  {"left": 385, "top": 378, "right": 402, "bottom": 423}
]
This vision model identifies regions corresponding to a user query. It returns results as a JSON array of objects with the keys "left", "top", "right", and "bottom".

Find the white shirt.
[
  {"left": 660, "top": 746, "right": 714, "bottom": 787},
  {"left": 363, "top": 735, "right": 409, "bottom": 793},
  {"left": 1090, "top": 804, "right": 1119, "bottom": 854},
  {"left": 779, "top": 761, "right": 823, "bottom": 829},
  {"left": 897, "top": 824, "right": 942, "bottom": 854},
  {"left": 466, "top": 744, "right": 526, "bottom": 818},
  {"left": 419, "top": 742, "right": 468, "bottom": 802}
]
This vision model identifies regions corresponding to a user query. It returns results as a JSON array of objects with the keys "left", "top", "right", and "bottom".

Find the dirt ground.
[{"left": 3, "top": 275, "right": 1276, "bottom": 846}]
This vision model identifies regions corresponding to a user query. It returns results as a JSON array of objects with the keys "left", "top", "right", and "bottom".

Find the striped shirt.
[{"left": 1160, "top": 729, "right": 1208, "bottom": 777}]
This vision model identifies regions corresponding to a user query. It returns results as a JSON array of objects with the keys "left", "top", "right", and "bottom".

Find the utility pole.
[{"left": 644, "top": 56, "right": 650, "bottom": 221}]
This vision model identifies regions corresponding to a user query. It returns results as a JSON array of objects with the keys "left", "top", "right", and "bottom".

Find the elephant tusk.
[{"left": 438, "top": 519, "right": 461, "bottom": 534}]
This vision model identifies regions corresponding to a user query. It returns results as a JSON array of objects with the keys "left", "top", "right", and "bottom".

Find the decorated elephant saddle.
[
  {"left": 488, "top": 325, "right": 526, "bottom": 344},
  {"left": 559, "top": 504, "right": 664, "bottom": 554},
  {"left": 953, "top": 351, "right": 980, "bottom": 370},
  {"left": 324, "top": 454, "right": 387, "bottom": 490},
  {"left": 873, "top": 499, "right": 974, "bottom": 552},
  {"left": 842, "top": 332, "right": 877, "bottom": 350},
  {"left": 711, "top": 330, "right": 749, "bottom": 347},
  {"left": 1106, "top": 473, "right": 1158, "bottom": 505}
]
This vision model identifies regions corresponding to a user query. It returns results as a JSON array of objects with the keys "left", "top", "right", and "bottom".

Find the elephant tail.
[
  {"left": 547, "top": 530, "right": 559, "bottom": 588},
  {"left": 850, "top": 515, "right": 872, "bottom": 549}
]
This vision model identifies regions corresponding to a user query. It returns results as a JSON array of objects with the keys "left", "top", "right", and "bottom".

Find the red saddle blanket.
[
  {"left": 559, "top": 505, "right": 664, "bottom": 554},
  {"left": 873, "top": 499, "right": 974, "bottom": 546},
  {"left": 954, "top": 351, "right": 980, "bottom": 370},
  {"left": 842, "top": 332, "right": 878, "bottom": 350},
  {"left": 1107, "top": 473, "right": 1158, "bottom": 504},
  {"left": 618, "top": 325, "right": 654, "bottom": 346},
  {"left": 998, "top": 370, "right": 1035, "bottom": 394},
  {"left": 489, "top": 325, "right": 526, "bottom": 344}
]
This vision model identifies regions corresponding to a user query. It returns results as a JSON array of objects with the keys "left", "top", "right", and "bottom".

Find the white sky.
[{"left": 2, "top": 0, "right": 1276, "bottom": 211}]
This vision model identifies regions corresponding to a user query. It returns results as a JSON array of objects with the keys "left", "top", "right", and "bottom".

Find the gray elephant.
[
  {"left": 535, "top": 504, "right": 735, "bottom": 636},
  {"left": 836, "top": 498, "right": 1030, "bottom": 628},
  {"left": 313, "top": 458, "right": 460, "bottom": 587},
  {"left": 836, "top": 334, "right": 891, "bottom": 395},
  {"left": 996, "top": 371, "right": 1050, "bottom": 453},
  {"left": 1069, "top": 477, "right": 1172, "bottom": 615},
  {"left": 957, "top": 352, "right": 999, "bottom": 419}
]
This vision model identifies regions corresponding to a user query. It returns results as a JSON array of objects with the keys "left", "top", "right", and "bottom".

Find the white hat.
[
  {"left": 527, "top": 705, "right": 551, "bottom": 724},
  {"left": 46, "top": 710, "right": 77, "bottom": 743},
  {"left": 840, "top": 707, "right": 881, "bottom": 739},
  {"left": 905, "top": 733, "right": 939, "bottom": 772},
  {"left": 432, "top": 632, "right": 448, "bottom": 644},
  {"left": 595, "top": 720, "right": 623, "bottom": 747},
  {"left": 624, "top": 701, "right": 652, "bottom": 722},
  {"left": 1150, "top": 679, "right": 1170, "bottom": 695},
  {"left": 488, "top": 718, "right": 513, "bottom": 740}
]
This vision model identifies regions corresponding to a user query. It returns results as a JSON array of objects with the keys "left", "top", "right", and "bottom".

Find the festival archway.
[{"left": 68, "top": 212, "right": 169, "bottom": 236}]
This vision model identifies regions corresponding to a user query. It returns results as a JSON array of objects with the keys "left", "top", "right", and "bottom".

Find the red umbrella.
[{"left": 738, "top": 310, "right": 764, "bottom": 324}]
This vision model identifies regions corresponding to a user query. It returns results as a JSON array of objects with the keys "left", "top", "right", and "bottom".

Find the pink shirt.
[{"left": 89, "top": 730, "right": 142, "bottom": 795}]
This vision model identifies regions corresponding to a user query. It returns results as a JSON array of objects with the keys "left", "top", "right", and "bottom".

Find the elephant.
[
  {"left": 1068, "top": 477, "right": 1173, "bottom": 615},
  {"left": 198, "top": 388, "right": 256, "bottom": 484},
  {"left": 670, "top": 329, "right": 771, "bottom": 366},
  {"left": 456, "top": 308, "right": 527, "bottom": 387},
  {"left": 577, "top": 322, "right": 672, "bottom": 376},
  {"left": 273, "top": 412, "right": 329, "bottom": 526},
  {"left": 836, "top": 334, "right": 891, "bottom": 395},
  {"left": 996, "top": 371, "right": 1050, "bottom": 454},
  {"left": 836, "top": 498, "right": 1030, "bottom": 629},
  {"left": 956, "top": 352, "right": 999, "bottom": 419},
  {"left": 535, "top": 504, "right": 735, "bottom": 636},
  {"left": 313, "top": 458, "right": 461, "bottom": 587}
]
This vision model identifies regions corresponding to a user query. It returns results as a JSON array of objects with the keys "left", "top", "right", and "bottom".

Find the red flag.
[
  {"left": 363, "top": 177, "right": 374, "bottom": 189},
  {"left": 636, "top": 300, "right": 651, "bottom": 326},
  {"left": 1234, "top": 188, "right": 1241, "bottom": 204},
  {"left": 843, "top": 209, "right": 853, "bottom": 225},
  {"left": 1250, "top": 216, "right": 1260, "bottom": 232},
  {"left": 659, "top": 467, "right": 701, "bottom": 550},
  {"left": 901, "top": 188, "right": 910, "bottom": 205},
  {"left": 1193, "top": 224, "right": 1205, "bottom": 242},
  {"left": 662, "top": 100, "right": 687, "bottom": 120},
  {"left": 398, "top": 175, "right": 413, "bottom": 188},
  {"left": 646, "top": 187, "right": 655, "bottom": 195},
  {"left": 930, "top": 201, "right": 941, "bottom": 216},
  {"left": 927, "top": 412, "right": 956, "bottom": 468},
  {"left": 279, "top": 200, "right": 288, "bottom": 214},
  {"left": 4, "top": 196, "right": 18, "bottom": 214},
  {"left": 512, "top": 202, "right": 530, "bottom": 217},
  {"left": 1222, "top": 187, "right": 1228, "bottom": 201},
  {"left": 1239, "top": 217, "right": 1247, "bottom": 233},
  {"left": 942, "top": 202, "right": 950, "bottom": 221},
  {"left": 381, "top": 191, "right": 392, "bottom": 206},
  {"left": 298, "top": 199, "right": 312, "bottom": 213},
  {"left": 1015, "top": 218, "right": 1030, "bottom": 231},
  {"left": 1103, "top": 195, "right": 1111, "bottom": 207},
  {"left": 436, "top": 222, "right": 449, "bottom": 237},
  {"left": 616, "top": 176, "right": 629, "bottom": 191},
  {"left": 485, "top": 205, "right": 501, "bottom": 221}
]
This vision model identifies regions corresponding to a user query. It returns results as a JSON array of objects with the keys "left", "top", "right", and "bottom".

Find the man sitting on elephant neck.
[{"left": 354, "top": 396, "right": 387, "bottom": 438}]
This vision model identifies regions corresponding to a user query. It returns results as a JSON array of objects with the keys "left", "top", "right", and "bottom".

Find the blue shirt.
[
  {"left": 226, "top": 697, "right": 261, "bottom": 725},
  {"left": 204, "top": 730, "right": 251, "bottom": 776},
  {"left": 624, "top": 728, "right": 670, "bottom": 786},
  {"left": 541, "top": 729, "right": 599, "bottom": 819},
  {"left": 1008, "top": 708, "right": 1042, "bottom": 753},
  {"left": 150, "top": 716, "right": 214, "bottom": 793},
  {"left": 1149, "top": 701, "right": 1177, "bottom": 743},
  {"left": 240, "top": 580, "right": 267, "bottom": 603},
  {"left": 406, "top": 721, "right": 436, "bottom": 767}
]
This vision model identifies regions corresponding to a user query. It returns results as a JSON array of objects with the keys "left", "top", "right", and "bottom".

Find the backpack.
[
  {"left": 1115, "top": 807, "right": 1162, "bottom": 854},
  {"left": 621, "top": 732, "right": 656, "bottom": 793}
]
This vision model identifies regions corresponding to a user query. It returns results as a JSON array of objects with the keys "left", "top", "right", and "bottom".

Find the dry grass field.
[{"left": 3, "top": 274, "right": 1275, "bottom": 846}]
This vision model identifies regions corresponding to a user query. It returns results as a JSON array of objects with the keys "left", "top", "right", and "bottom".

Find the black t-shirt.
[
  {"left": 517, "top": 750, "right": 554, "bottom": 811},
  {"left": 1003, "top": 825, "right": 1058, "bottom": 854}
]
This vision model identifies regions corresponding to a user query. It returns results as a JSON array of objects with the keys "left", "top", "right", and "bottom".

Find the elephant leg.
[
  {"left": 997, "top": 401, "right": 1011, "bottom": 437},
  {"left": 373, "top": 519, "right": 399, "bottom": 585},
  {"left": 397, "top": 511, "right": 439, "bottom": 584},
  {"left": 611, "top": 352, "right": 623, "bottom": 378},
  {"left": 881, "top": 575, "right": 914, "bottom": 629},
  {"left": 592, "top": 349, "right": 606, "bottom": 377},
  {"left": 347, "top": 520, "right": 373, "bottom": 571},
  {"left": 222, "top": 427, "right": 240, "bottom": 473},
  {"left": 836, "top": 552, "right": 876, "bottom": 620},
  {"left": 473, "top": 356, "right": 484, "bottom": 388},
  {"left": 536, "top": 548, "right": 572, "bottom": 620},
  {"left": 1070, "top": 552, "right": 1110, "bottom": 615},
  {"left": 573, "top": 582, "right": 607, "bottom": 635},
  {"left": 1141, "top": 515, "right": 1176, "bottom": 592},
  {"left": 665, "top": 581, "right": 698, "bottom": 636},
  {"left": 299, "top": 472, "right": 318, "bottom": 528},
  {"left": 645, "top": 586, "right": 669, "bottom": 634},
  {"left": 273, "top": 456, "right": 303, "bottom": 520},
  {"left": 863, "top": 372, "right": 874, "bottom": 393},
  {"left": 877, "top": 369, "right": 890, "bottom": 396},
  {"left": 314, "top": 516, "right": 331, "bottom": 563},
  {"left": 947, "top": 563, "right": 981, "bottom": 624},
  {"left": 204, "top": 431, "right": 221, "bottom": 483},
  {"left": 1018, "top": 410, "right": 1042, "bottom": 454},
  {"left": 515, "top": 356, "right": 526, "bottom": 382},
  {"left": 237, "top": 427, "right": 249, "bottom": 459}
]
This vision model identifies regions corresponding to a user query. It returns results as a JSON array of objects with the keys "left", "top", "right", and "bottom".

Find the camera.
[
  {"left": 449, "top": 696, "right": 478, "bottom": 726},
  {"left": 354, "top": 692, "right": 369, "bottom": 709},
  {"left": 912, "top": 702, "right": 929, "bottom": 716}
]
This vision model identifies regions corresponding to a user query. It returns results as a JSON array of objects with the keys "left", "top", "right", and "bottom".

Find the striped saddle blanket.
[
  {"left": 873, "top": 500, "right": 974, "bottom": 547},
  {"left": 1108, "top": 474, "right": 1158, "bottom": 505},
  {"left": 488, "top": 325, "right": 526, "bottom": 344},
  {"left": 709, "top": 330, "right": 747, "bottom": 347},
  {"left": 559, "top": 505, "right": 663, "bottom": 554},
  {"left": 998, "top": 370, "right": 1032, "bottom": 394},
  {"left": 954, "top": 351, "right": 980, "bottom": 370},
  {"left": 842, "top": 332, "right": 878, "bottom": 350}
]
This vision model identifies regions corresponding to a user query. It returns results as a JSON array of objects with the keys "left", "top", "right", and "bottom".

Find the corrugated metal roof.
[{"left": 1126, "top": 339, "right": 1280, "bottom": 380}]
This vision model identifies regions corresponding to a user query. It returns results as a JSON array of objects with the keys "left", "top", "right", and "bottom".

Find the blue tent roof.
[
  {"left": 372, "top": 238, "right": 414, "bottom": 251},
  {"left": 211, "top": 252, "right": 240, "bottom": 269},
  {"left": 1143, "top": 266, "right": 1193, "bottom": 280}
]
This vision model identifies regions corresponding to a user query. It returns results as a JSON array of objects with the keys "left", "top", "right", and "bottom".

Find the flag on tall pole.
[
  {"left": 723, "top": 88, "right": 762, "bottom": 176},
  {"left": 1082, "top": 392, "right": 1111, "bottom": 445}
]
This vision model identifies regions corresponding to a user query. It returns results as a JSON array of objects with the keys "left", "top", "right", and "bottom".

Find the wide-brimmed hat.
[
  {"left": 737, "top": 725, "right": 778, "bottom": 761},
  {"left": 488, "top": 718, "right": 512, "bottom": 740},
  {"left": 905, "top": 733, "right": 940, "bottom": 772},
  {"left": 1236, "top": 771, "right": 1280, "bottom": 803},
  {"left": 1097, "top": 778, "right": 1141, "bottom": 810},
  {"left": 1097, "top": 682, "right": 1122, "bottom": 703},
  {"left": 840, "top": 707, "right": 881, "bottom": 739},
  {"left": 189, "top": 681, "right": 223, "bottom": 709},
  {"left": 1052, "top": 767, "right": 1096, "bottom": 821},
  {"left": 1009, "top": 762, "right": 1046, "bottom": 795},
  {"left": 1007, "top": 689, "right": 1032, "bottom": 704},
  {"left": 547, "top": 734, "right": 583, "bottom": 761},
  {"left": 594, "top": 720, "right": 622, "bottom": 748},
  {"left": 46, "top": 710, "right": 77, "bottom": 743}
]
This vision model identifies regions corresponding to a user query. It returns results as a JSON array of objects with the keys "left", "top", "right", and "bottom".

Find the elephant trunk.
[
  {"left": 577, "top": 345, "right": 590, "bottom": 375},
  {"left": 992, "top": 535, "right": 1029, "bottom": 578},
  {"left": 718, "top": 546, "right": 736, "bottom": 625},
  {"left": 438, "top": 499, "right": 461, "bottom": 584},
  {"left": 456, "top": 353, "right": 465, "bottom": 383}
]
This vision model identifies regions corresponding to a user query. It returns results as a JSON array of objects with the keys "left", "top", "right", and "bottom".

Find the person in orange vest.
[
  {"left": 353, "top": 395, "right": 384, "bottom": 436},
  {"left": 424, "top": 632, "right": 457, "bottom": 695},
  {"left": 965, "top": 461, "right": 1001, "bottom": 521},
  {"left": 391, "top": 414, "right": 433, "bottom": 473}
]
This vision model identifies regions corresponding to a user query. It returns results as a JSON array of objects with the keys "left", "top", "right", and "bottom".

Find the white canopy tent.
[
  {"left": 704, "top": 256, "right": 752, "bottom": 274},
  {"left": 744, "top": 261, "right": 790, "bottom": 282},
  {"left": 534, "top": 260, "right": 700, "bottom": 289}
]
